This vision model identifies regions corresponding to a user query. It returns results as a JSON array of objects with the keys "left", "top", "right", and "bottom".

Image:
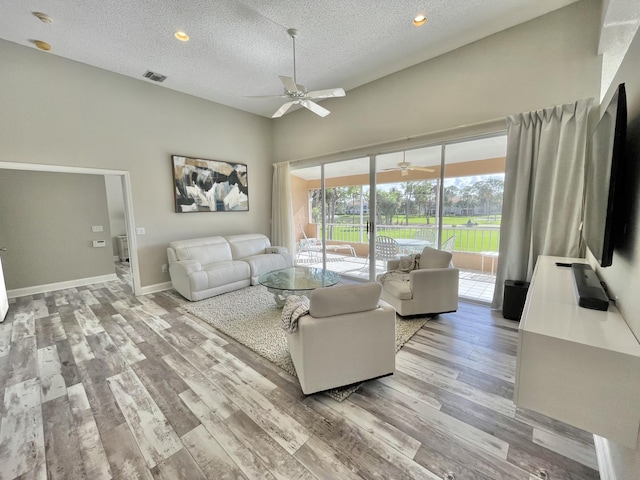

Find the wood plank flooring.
[{"left": 0, "top": 267, "right": 600, "bottom": 479}]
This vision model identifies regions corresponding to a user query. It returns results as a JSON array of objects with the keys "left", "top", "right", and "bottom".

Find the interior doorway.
[{"left": 0, "top": 162, "right": 140, "bottom": 296}]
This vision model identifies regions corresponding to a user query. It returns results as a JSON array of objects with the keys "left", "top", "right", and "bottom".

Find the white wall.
[
  {"left": 592, "top": 23, "right": 640, "bottom": 479},
  {"left": 0, "top": 39, "right": 273, "bottom": 288},
  {"left": 272, "top": 0, "right": 602, "bottom": 162}
]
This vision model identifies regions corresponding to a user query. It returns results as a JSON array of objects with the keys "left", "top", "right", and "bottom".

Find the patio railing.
[{"left": 316, "top": 223, "right": 500, "bottom": 254}]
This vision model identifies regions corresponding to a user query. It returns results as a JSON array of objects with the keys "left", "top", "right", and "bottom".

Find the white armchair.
[
  {"left": 378, "top": 246, "right": 459, "bottom": 316},
  {"left": 287, "top": 283, "right": 396, "bottom": 395}
]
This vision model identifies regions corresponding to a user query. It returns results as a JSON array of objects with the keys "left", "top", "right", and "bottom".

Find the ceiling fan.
[
  {"left": 247, "top": 28, "right": 345, "bottom": 118},
  {"left": 382, "top": 153, "right": 436, "bottom": 176}
]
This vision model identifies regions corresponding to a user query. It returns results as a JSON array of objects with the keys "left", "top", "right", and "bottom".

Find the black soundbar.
[{"left": 571, "top": 263, "right": 609, "bottom": 311}]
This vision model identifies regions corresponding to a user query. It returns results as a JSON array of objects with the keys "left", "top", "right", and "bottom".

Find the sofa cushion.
[
  {"left": 309, "top": 283, "right": 382, "bottom": 318},
  {"left": 419, "top": 247, "right": 452, "bottom": 269},
  {"left": 170, "top": 236, "right": 232, "bottom": 264},
  {"left": 382, "top": 278, "right": 413, "bottom": 300},
  {"left": 243, "top": 253, "right": 289, "bottom": 278},
  {"left": 226, "top": 234, "right": 270, "bottom": 259},
  {"left": 202, "top": 261, "right": 250, "bottom": 288}
]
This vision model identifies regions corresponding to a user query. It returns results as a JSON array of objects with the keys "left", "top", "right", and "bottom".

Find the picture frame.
[{"left": 171, "top": 155, "right": 249, "bottom": 212}]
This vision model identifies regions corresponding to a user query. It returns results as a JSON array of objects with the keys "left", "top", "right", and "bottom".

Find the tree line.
[{"left": 311, "top": 177, "right": 504, "bottom": 225}]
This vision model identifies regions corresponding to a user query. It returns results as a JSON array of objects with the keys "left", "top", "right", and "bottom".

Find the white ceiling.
[{"left": 0, "top": 0, "right": 580, "bottom": 118}]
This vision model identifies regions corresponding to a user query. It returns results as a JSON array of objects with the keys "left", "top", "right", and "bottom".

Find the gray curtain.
[
  {"left": 271, "top": 162, "right": 295, "bottom": 255},
  {"left": 492, "top": 99, "right": 592, "bottom": 310}
]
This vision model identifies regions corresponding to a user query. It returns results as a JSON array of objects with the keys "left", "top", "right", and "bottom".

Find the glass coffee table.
[{"left": 258, "top": 266, "right": 341, "bottom": 307}]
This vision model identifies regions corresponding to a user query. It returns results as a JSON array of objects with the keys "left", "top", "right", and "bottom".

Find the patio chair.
[
  {"left": 441, "top": 235, "right": 456, "bottom": 252},
  {"left": 413, "top": 228, "right": 436, "bottom": 244},
  {"left": 297, "top": 232, "right": 322, "bottom": 262},
  {"left": 358, "top": 235, "right": 400, "bottom": 272},
  {"left": 375, "top": 236, "right": 400, "bottom": 264},
  {"left": 297, "top": 226, "right": 356, "bottom": 263}
]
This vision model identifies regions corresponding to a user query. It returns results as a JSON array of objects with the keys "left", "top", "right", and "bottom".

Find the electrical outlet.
[
  {"left": 136, "top": 227, "right": 146, "bottom": 235},
  {"left": 162, "top": 264, "right": 168, "bottom": 273},
  {"left": 91, "top": 225, "right": 104, "bottom": 233}
]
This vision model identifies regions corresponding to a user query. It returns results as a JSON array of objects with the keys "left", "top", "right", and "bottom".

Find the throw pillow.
[{"left": 398, "top": 255, "right": 414, "bottom": 271}]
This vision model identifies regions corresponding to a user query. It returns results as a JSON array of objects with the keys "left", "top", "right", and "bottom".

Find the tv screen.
[{"left": 582, "top": 83, "right": 626, "bottom": 267}]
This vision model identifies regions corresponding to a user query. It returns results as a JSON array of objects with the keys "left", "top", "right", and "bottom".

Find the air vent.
[{"left": 142, "top": 70, "right": 167, "bottom": 83}]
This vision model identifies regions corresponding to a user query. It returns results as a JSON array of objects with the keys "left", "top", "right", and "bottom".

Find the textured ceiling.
[{"left": 0, "top": 0, "right": 580, "bottom": 118}]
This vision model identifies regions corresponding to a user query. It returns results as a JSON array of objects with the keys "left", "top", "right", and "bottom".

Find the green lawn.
[{"left": 322, "top": 215, "right": 501, "bottom": 253}]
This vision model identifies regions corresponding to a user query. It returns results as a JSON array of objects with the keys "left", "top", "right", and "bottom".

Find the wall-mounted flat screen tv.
[{"left": 582, "top": 83, "right": 626, "bottom": 267}]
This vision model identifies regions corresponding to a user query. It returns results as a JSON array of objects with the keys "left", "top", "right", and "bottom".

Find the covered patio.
[{"left": 289, "top": 137, "right": 506, "bottom": 304}]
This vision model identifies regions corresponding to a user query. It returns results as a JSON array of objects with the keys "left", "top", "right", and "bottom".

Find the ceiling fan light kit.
[
  {"left": 247, "top": 27, "right": 345, "bottom": 118},
  {"left": 382, "top": 152, "right": 436, "bottom": 176}
]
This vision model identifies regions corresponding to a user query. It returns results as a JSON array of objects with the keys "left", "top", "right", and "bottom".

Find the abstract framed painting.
[{"left": 172, "top": 155, "right": 249, "bottom": 212}]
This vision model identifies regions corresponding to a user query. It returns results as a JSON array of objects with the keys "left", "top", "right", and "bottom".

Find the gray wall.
[
  {"left": 0, "top": 170, "right": 114, "bottom": 289},
  {"left": 0, "top": 39, "right": 273, "bottom": 289},
  {"left": 272, "top": 0, "right": 601, "bottom": 162},
  {"left": 592, "top": 23, "right": 640, "bottom": 476},
  {"left": 104, "top": 175, "right": 126, "bottom": 257}
]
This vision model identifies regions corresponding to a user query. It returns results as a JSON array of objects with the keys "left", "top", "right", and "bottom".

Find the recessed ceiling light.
[
  {"left": 33, "top": 12, "right": 53, "bottom": 24},
  {"left": 174, "top": 31, "right": 189, "bottom": 42},
  {"left": 413, "top": 14, "right": 427, "bottom": 27},
  {"left": 32, "top": 40, "right": 51, "bottom": 51}
]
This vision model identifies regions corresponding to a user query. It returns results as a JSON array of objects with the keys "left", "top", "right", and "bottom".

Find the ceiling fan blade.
[
  {"left": 272, "top": 101, "right": 297, "bottom": 118},
  {"left": 306, "top": 88, "right": 346, "bottom": 99},
  {"left": 410, "top": 166, "right": 436, "bottom": 172},
  {"left": 301, "top": 100, "right": 330, "bottom": 117},
  {"left": 244, "top": 94, "right": 288, "bottom": 99},
  {"left": 381, "top": 167, "right": 400, "bottom": 171},
  {"left": 279, "top": 76, "right": 299, "bottom": 93}
]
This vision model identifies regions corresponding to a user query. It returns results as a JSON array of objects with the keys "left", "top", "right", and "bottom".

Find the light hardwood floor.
[{"left": 0, "top": 268, "right": 600, "bottom": 479}]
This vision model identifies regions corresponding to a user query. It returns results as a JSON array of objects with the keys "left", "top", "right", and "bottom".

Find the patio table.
[{"left": 395, "top": 238, "right": 433, "bottom": 254}]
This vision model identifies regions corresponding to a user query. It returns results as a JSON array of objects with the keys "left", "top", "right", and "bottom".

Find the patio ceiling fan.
[
  {"left": 246, "top": 28, "right": 346, "bottom": 118},
  {"left": 382, "top": 152, "right": 436, "bottom": 176}
]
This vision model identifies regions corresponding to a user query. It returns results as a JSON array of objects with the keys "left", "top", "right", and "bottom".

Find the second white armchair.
[{"left": 378, "top": 246, "right": 459, "bottom": 316}]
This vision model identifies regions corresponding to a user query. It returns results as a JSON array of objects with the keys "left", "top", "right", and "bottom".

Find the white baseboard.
[
  {"left": 139, "top": 281, "right": 173, "bottom": 296},
  {"left": 8, "top": 273, "right": 118, "bottom": 298},
  {"left": 594, "top": 435, "right": 616, "bottom": 480}
]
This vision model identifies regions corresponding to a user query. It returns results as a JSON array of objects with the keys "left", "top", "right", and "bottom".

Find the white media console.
[{"left": 514, "top": 255, "right": 640, "bottom": 450}]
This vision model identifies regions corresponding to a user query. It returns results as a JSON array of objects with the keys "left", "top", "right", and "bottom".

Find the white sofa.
[
  {"left": 287, "top": 283, "right": 396, "bottom": 395},
  {"left": 167, "top": 233, "right": 293, "bottom": 301}
]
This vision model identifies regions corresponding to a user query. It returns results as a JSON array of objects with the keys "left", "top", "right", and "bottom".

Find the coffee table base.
[{"left": 267, "top": 288, "right": 311, "bottom": 308}]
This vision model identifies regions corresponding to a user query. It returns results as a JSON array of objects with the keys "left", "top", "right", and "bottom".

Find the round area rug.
[{"left": 182, "top": 285, "right": 428, "bottom": 401}]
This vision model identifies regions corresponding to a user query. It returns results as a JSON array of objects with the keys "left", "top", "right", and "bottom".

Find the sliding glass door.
[
  {"left": 441, "top": 135, "right": 506, "bottom": 302},
  {"left": 291, "top": 158, "right": 372, "bottom": 280},
  {"left": 374, "top": 146, "right": 443, "bottom": 277},
  {"left": 289, "top": 133, "right": 507, "bottom": 301}
]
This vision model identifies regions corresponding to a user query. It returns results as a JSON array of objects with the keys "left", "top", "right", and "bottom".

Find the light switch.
[
  {"left": 136, "top": 227, "right": 146, "bottom": 235},
  {"left": 92, "top": 225, "right": 104, "bottom": 233}
]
